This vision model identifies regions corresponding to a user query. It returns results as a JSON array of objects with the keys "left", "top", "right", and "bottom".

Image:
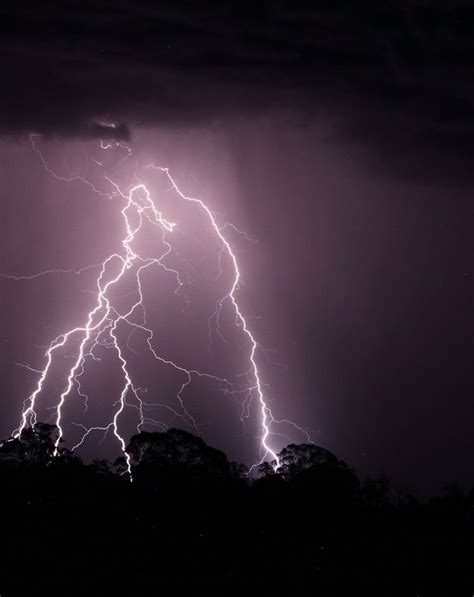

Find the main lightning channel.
[{"left": 7, "top": 134, "right": 312, "bottom": 475}]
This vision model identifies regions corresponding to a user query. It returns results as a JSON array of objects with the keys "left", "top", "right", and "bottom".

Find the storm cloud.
[{"left": 2, "top": 2, "right": 474, "bottom": 180}]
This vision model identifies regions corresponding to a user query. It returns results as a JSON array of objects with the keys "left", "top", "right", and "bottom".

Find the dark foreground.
[{"left": 1, "top": 424, "right": 473, "bottom": 595}]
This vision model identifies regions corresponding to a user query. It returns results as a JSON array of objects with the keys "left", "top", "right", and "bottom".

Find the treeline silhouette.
[{"left": 1, "top": 423, "right": 473, "bottom": 595}]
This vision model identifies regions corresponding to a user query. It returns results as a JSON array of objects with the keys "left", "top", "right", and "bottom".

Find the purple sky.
[
  {"left": 0, "top": 119, "right": 472, "bottom": 493},
  {"left": 1, "top": 3, "right": 474, "bottom": 493}
]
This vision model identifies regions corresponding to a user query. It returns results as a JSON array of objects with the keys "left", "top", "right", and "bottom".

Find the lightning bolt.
[{"left": 6, "top": 133, "right": 310, "bottom": 476}]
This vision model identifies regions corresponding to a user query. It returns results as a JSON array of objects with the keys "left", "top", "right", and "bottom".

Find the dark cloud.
[{"left": 2, "top": 2, "right": 474, "bottom": 178}]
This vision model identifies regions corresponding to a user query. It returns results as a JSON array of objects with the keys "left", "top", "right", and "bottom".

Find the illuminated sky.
[{"left": 0, "top": 3, "right": 473, "bottom": 492}]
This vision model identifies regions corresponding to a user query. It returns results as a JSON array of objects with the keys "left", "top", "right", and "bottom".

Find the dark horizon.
[{"left": 3, "top": 419, "right": 474, "bottom": 594}]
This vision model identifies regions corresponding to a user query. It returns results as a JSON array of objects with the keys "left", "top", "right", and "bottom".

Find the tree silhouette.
[
  {"left": 126, "top": 428, "right": 233, "bottom": 487},
  {"left": 264, "top": 443, "right": 361, "bottom": 501},
  {"left": 0, "top": 423, "right": 473, "bottom": 593},
  {"left": 0, "top": 422, "right": 59, "bottom": 466}
]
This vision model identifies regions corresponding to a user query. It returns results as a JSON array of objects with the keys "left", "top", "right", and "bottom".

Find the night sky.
[{"left": 0, "top": 2, "right": 473, "bottom": 493}]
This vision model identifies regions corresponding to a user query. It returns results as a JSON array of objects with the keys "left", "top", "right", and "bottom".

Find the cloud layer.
[{"left": 3, "top": 2, "right": 474, "bottom": 178}]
